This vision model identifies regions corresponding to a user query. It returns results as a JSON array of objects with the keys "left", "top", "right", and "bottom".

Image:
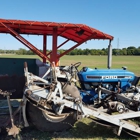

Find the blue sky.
[{"left": 0, "top": 0, "right": 140, "bottom": 50}]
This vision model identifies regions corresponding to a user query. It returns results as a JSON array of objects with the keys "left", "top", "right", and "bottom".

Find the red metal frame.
[
  {"left": 0, "top": 19, "right": 113, "bottom": 66},
  {"left": 51, "top": 28, "right": 58, "bottom": 65},
  {"left": 43, "top": 35, "right": 47, "bottom": 63}
]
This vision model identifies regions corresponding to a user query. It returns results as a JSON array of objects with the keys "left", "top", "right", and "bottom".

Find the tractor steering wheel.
[{"left": 71, "top": 62, "right": 81, "bottom": 72}]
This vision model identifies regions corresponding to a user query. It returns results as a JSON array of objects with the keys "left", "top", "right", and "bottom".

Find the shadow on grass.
[
  {"left": 0, "top": 118, "right": 139, "bottom": 140},
  {"left": 57, "top": 118, "right": 138, "bottom": 140}
]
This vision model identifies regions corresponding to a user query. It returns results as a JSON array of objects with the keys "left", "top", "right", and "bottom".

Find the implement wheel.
[{"left": 26, "top": 102, "right": 76, "bottom": 132}]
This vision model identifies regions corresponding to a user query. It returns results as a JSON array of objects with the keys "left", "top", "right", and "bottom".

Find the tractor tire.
[{"left": 26, "top": 102, "right": 76, "bottom": 132}]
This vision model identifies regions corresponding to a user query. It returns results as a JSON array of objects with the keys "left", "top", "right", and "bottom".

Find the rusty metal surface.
[
  {"left": 0, "top": 89, "right": 11, "bottom": 96},
  {"left": 0, "top": 91, "right": 23, "bottom": 137}
]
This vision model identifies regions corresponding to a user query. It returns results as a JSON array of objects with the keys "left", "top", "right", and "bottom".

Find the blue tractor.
[{"left": 78, "top": 66, "right": 138, "bottom": 104}]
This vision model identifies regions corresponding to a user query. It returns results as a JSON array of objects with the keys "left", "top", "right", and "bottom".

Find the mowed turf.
[
  {"left": 60, "top": 55, "right": 140, "bottom": 76},
  {"left": 0, "top": 54, "right": 139, "bottom": 75}
]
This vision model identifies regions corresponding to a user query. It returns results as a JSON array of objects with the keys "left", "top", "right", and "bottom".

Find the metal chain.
[{"left": 0, "top": 90, "right": 11, "bottom": 97}]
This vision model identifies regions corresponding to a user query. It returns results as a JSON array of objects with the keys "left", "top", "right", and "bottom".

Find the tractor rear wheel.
[{"left": 26, "top": 102, "right": 76, "bottom": 132}]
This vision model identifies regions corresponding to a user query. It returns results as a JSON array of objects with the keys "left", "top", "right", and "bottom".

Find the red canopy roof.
[
  {"left": 0, "top": 19, "right": 113, "bottom": 42},
  {"left": 0, "top": 19, "right": 114, "bottom": 66}
]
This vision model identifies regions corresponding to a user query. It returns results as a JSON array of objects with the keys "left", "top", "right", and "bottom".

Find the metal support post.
[
  {"left": 51, "top": 28, "right": 58, "bottom": 66},
  {"left": 108, "top": 40, "right": 112, "bottom": 69},
  {"left": 43, "top": 34, "right": 47, "bottom": 63}
]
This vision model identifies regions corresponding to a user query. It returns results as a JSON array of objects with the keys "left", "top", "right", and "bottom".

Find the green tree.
[{"left": 122, "top": 48, "right": 127, "bottom": 55}]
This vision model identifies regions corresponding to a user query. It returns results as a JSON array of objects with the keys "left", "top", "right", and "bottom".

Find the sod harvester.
[
  {"left": 0, "top": 19, "right": 140, "bottom": 137},
  {"left": 21, "top": 61, "right": 140, "bottom": 137}
]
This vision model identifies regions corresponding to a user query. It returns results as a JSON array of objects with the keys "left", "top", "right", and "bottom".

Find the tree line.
[{"left": 1, "top": 46, "right": 140, "bottom": 55}]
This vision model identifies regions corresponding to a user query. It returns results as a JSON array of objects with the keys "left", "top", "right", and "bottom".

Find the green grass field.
[
  {"left": 0, "top": 54, "right": 139, "bottom": 75},
  {"left": 60, "top": 55, "right": 140, "bottom": 76},
  {"left": 0, "top": 55, "right": 140, "bottom": 140}
]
